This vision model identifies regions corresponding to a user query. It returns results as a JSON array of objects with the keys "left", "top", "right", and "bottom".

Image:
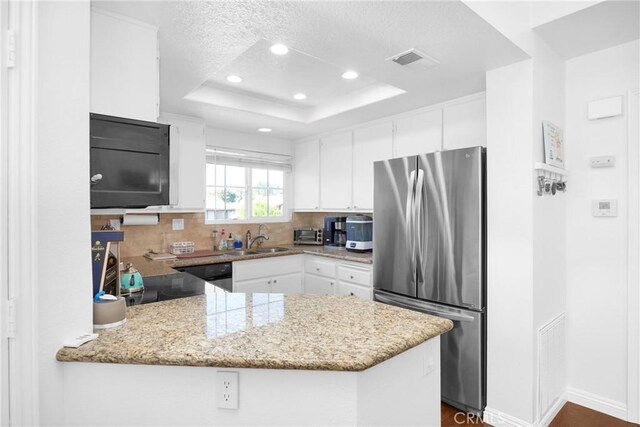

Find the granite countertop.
[
  {"left": 56, "top": 293, "right": 452, "bottom": 371},
  {"left": 128, "top": 245, "right": 372, "bottom": 277}
]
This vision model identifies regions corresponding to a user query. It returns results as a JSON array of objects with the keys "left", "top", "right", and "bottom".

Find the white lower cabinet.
[
  {"left": 303, "top": 255, "right": 372, "bottom": 300},
  {"left": 336, "top": 263, "right": 373, "bottom": 299},
  {"left": 233, "top": 254, "right": 372, "bottom": 299},
  {"left": 337, "top": 281, "right": 371, "bottom": 299},
  {"left": 271, "top": 273, "right": 304, "bottom": 293},
  {"left": 304, "top": 274, "right": 336, "bottom": 295},
  {"left": 233, "top": 255, "right": 304, "bottom": 293}
]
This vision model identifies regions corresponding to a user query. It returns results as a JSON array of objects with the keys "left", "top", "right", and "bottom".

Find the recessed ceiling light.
[
  {"left": 226, "top": 75, "right": 243, "bottom": 83},
  {"left": 270, "top": 44, "right": 289, "bottom": 55},
  {"left": 342, "top": 70, "right": 358, "bottom": 80},
  {"left": 257, "top": 128, "right": 272, "bottom": 133},
  {"left": 293, "top": 93, "right": 307, "bottom": 100}
]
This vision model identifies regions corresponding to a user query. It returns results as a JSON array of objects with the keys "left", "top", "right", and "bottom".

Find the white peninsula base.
[{"left": 62, "top": 338, "right": 441, "bottom": 426}]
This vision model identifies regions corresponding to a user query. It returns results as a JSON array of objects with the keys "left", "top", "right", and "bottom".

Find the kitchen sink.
[
  {"left": 253, "top": 247, "right": 290, "bottom": 253},
  {"left": 224, "top": 250, "right": 260, "bottom": 256}
]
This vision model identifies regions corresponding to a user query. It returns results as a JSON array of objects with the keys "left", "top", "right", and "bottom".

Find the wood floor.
[{"left": 441, "top": 402, "right": 640, "bottom": 427}]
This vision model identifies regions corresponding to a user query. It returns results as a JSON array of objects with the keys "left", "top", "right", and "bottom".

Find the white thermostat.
[{"left": 592, "top": 199, "right": 617, "bottom": 217}]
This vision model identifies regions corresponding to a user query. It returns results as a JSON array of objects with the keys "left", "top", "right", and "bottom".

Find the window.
[{"left": 205, "top": 148, "right": 291, "bottom": 222}]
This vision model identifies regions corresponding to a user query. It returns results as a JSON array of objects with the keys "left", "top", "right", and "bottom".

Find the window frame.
[{"left": 204, "top": 156, "right": 291, "bottom": 225}]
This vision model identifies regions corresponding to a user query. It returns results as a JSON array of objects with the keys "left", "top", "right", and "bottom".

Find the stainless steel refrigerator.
[{"left": 373, "top": 146, "right": 486, "bottom": 415}]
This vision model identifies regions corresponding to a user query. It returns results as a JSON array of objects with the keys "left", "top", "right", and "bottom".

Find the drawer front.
[
  {"left": 234, "top": 255, "right": 303, "bottom": 282},
  {"left": 304, "top": 257, "right": 337, "bottom": 279},
  {"left": 337, "top": 282, "right": 372, "bottom": 300},
  {"left": 304, "top": 274, "right": 336, "bottom": 295},
  {"left": 337, "top": 265, "right": 371, "bottom": 286}
]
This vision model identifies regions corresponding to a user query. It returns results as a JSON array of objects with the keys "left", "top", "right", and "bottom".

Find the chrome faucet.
[
  {"left": 245, "top": 229, "right": 251, "bottom": 250},
  {"left": 249, "top": 224, "right": 270, "bottom": 248}
]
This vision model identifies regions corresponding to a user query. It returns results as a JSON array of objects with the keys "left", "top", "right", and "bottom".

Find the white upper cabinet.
[
  {"left": 393, "top": 109, "right": 442, "bottom": 157},
  {"left": 442, "top": 96, "right": 487, "bottom": 149},
  {"left": 293, "top": 139, "right": 320, "bottom": 210},
  {"left": 352, "top": 122, "right": 393, "bottom": 211},
  {"left": 320, "top": 131, "right": 353, "bottom": 210},
  {"left": 91, "top": 9, "right": 159, "bottom": 122},
  {"left": 162, "top": 115, "right": 205, "bottom": 210}
]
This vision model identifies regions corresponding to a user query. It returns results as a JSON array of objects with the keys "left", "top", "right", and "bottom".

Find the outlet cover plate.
[
  {"left": 172, "top": 218, "right": 184, "bottom": 231},
  {"left": 216, "top": 371, "right": 239, "bottom": 409}
]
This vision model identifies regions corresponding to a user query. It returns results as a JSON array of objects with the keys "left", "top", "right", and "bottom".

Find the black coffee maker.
[{"left": 323, "top": 216, "right": 347, "bottom": 247}]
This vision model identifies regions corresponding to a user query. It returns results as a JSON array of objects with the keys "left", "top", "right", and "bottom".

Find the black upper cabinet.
[{"left": 90, "top": 113, "right": 170, "bottom": 208}]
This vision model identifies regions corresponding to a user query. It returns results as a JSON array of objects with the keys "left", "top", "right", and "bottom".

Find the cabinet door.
[
  {"left": 394, "top": 110, "right": 442, "bottom": 157},
  {"left": 234, "top": 278, "right": 270, "bottom": 293},
  {"left": 293, "top": 139, "right": 320, "bottom": 210},
  {"left": 304, "top": 274, "right": 336, "bottom": 295},
  {"left": 320, "top": 131, "right": 353, "bottom": 210},
  {"left": 442, "top": 97, "right": 486, "bottom": 149},
  {"left": 352, "top": 122, "right": 393, "bottom": 210},
  {"left": 91, "top": 10, "right": 159, "bottom": 122},
  {"left": 337, "top": 282, "right": 372, "bottom": 300},
  {"left": 166, "top": 118, "right": 205, "bottom": 209},
  {"left": 271, "top": 273, "right": 303, "bottom": 294}
]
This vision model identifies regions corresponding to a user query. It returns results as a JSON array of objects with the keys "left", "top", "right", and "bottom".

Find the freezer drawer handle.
[{"left": 375, "top": 294, "right": 475, "bottom": 323}]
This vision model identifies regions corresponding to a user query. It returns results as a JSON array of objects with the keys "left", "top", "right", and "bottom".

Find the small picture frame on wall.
[{"left": 542, "top": 121, "right": 565, "bottom": 169}]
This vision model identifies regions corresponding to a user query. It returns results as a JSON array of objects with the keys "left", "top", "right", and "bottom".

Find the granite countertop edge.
[{"left": 55, "top": 295, "right": 453, "bottom": 372}]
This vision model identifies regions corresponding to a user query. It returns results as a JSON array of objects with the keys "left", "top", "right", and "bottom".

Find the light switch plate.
[
  {"left": 590, "top": 156, "right": 615, "bottom": 168},
  {"left": 172, "top": 218, "right": 184, "bottom": 231}
]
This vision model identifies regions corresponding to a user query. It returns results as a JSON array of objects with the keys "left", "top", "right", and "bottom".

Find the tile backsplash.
[{"left": 90, "top": 212, "right": 368, "bottom": 258}]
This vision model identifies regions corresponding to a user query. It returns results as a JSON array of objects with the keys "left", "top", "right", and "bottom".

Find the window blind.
[{"left": 206, "top": 147, "right": 292, "bottom": 172}]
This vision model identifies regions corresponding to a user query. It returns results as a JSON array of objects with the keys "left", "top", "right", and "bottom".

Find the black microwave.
[{"left": 90, "top": 113, "right": 170, "bottom": 208}]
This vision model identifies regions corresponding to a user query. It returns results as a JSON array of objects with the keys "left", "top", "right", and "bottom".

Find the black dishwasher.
[{"left": 174, "top": 262, "right": 233, "bottom": 292}]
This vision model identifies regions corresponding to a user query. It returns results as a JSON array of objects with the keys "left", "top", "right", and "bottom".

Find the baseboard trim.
[
  {"left": 566, "top": 387, "right": 627, "bottom": 422},
  {"left": 483, "top": 407, "right": 534, "bottom": 427},
  {"left": 537, "top": 395, "right": 567, "bottom": 427}
]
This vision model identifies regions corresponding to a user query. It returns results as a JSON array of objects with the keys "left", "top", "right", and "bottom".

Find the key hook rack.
[{"left": 534, "top": 162, "right": 568, "bottom": 196}]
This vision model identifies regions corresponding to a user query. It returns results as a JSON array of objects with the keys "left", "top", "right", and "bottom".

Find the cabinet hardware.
[{"left": 273, "top": 279, "right": 277, "bottom": 283}]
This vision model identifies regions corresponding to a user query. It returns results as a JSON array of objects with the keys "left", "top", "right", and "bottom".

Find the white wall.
[
  {"left": 565, "top": 39, "right": 640, "bottom": 413},
  {"left": 37, "top": 2, "right": 92, "bottom": 425},
  {"left": 532, "top": 45, "right": 566, "bottom": 331},
  {"left": 207, "top": 127, "right": 293, "bottom": 155}
]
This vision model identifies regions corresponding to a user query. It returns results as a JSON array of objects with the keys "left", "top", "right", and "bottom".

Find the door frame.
[
  {"left": 628, "top": 88, "right": 640, "bottom": 424},
  {"left": 1, "top": 1, "right": 40, "bottom": 425}
]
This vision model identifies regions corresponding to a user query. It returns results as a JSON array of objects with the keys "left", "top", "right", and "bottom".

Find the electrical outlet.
[
  {"left": 216, "top": 371, "right": 239, "bottom": 409},
  {"left": 172, "top": 218, "right": 184, "bottom": 231}
]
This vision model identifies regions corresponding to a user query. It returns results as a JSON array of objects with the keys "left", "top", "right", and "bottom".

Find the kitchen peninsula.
[{"left": 57, "top": 291, "right": 452, "bottom": 426}]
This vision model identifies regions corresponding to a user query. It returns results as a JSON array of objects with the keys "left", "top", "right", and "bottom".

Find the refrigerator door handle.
[
  {"left": 375, "top": 293, "right": 475, "bottom": 323},
  {"left": 414, "top": 169, "right": 425, "bottom": 282},
  {"left": 405, "top": 170, "right": 417, "bottom": 277}
]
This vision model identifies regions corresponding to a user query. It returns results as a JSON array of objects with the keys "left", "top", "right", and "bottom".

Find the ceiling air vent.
[{"left": 386, "top": 48, "right": 440, "bottom": 70}]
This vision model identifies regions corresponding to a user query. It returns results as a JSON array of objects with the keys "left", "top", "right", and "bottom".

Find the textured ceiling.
[
  {"left": 92, "top": 1, "right": 529, "bottom": 139},
  {"left": 533, "top": 0, "right": 640, "bottom": 60}
]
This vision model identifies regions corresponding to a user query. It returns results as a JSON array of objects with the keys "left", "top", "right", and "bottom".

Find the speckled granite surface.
[
  {"left": 128, "top": 245, "right": 372, "bottom": 277},
  {"left": 57, "top": 293, "right": 452, "bottom": 371}
]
